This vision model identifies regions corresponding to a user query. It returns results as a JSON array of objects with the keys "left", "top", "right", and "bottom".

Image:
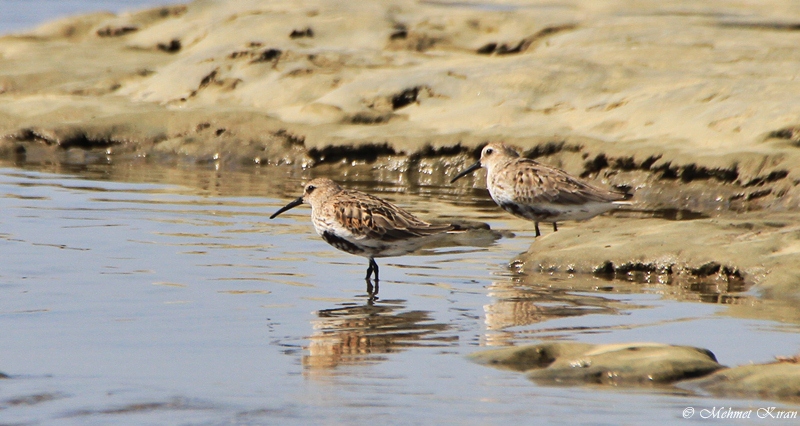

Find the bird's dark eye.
[
  {"left": 485, "top": 148, "right": 494, "bottom": 155},
  {"left": 306, "top": 185, "right": 316, "bottom": 193}
]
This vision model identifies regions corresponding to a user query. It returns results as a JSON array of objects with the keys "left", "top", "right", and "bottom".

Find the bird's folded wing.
[
  {"left": 334, "top": 194, "right": 450, "bottom": 242},
  {"left": 513, "top": 163, "right": 625, "bottom": 205}
]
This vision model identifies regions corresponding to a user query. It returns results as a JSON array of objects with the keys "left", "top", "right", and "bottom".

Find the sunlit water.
[{"left": 1, "top": 160, "right": 799, "bottom": 425}]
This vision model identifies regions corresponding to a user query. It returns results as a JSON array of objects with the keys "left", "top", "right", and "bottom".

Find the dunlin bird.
[
  {"left": 451, "top": 142, "right": 631, "bottom": 236},
  {"left": 270, "top": 178, "right": 455, "bottom": 285}
]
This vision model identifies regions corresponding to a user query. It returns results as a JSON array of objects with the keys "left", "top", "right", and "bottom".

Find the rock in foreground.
[{"left": 471, "top": 342, "right": 800, "bottom": 403}]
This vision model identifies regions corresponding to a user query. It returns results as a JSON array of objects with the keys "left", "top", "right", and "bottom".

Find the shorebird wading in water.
[
  {"left": 451, "top": 142, "right": 631, "bottom": 236},
  {"left": 270, "top": 178, "right": 455, "bottom": 290}
]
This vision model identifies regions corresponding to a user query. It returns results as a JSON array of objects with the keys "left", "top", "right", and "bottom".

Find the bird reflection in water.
[
  {"left": 482, "top": 272, "right": 634, "bottom": 346},
  {"left": 483, "top": 258, "right": 753, "bottom": 345},
  {"left": 303, "top": 298, "right": 453, "bottom": 372}
]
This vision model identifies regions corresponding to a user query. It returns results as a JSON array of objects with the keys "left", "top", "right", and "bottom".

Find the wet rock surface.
[
  {"left": 682, "top": 361, "right": 800, "bottom": 402},
  {"left": 1, "top": 2, "right": 798, "bottom": 166},
  {"left": 470, "top": 342, "right": 800, "bottom": 401},
  {"left": 515, "top": 213, "right": 800, "bottom": 300},
  {"left": 469, "top": 342, "right": 724, "bottom": 385}
]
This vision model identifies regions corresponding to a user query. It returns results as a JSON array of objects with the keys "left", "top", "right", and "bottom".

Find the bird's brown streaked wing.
[
  {"left": 333, "top": 192, "right": 450, "bottom": 242},
  {"left": 510, "top": 160, "right": 625, "bottom": 205}
]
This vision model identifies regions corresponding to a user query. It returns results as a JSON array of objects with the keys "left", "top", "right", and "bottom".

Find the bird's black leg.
[
  {"left": 365, "top": 257, "right": 380, "bottom": 302},
  {"left": 370, "top": 257, "right": 380, "bottom": 282},
  {"left": 365, "top": 258, "right": 374, "bottom": 280},
  {"left": 553, "top": 222, "right": 558, "bottom": 232},
  {"left": 534, "top": 222, "right": 541, "bottom": 237},
  {"left": 365, "top": 257, "right": 380, "bottom": 281}
]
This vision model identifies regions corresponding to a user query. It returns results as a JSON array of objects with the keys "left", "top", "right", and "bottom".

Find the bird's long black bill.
[
  {"left": 450, "top": 161, "right": 482, "bottom": 183},
  {"left": 270, "top": 197, "right": 304, "bottom": 219}
]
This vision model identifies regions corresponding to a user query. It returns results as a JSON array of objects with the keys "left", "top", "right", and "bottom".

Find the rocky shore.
[{"left": 470, "top": 342, "right": 800, "bottom": 402}]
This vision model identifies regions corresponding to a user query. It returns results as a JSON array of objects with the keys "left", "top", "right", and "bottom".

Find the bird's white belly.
[
  {"left": 312, "top": 217, "right": 437, "bottom": 258},
  {"left": 492, "top": 193, "right": 617, "bottom": 222}
]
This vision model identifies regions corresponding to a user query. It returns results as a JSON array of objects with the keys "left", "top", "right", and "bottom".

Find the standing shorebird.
[
  {"left": 270, "top": 178, "right": 455, "bottom": 289},
  {"left": 451, "top": 142, "right": 631, "bottom": 236}
]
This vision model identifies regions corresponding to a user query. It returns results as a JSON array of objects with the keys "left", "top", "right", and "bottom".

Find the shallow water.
[{"left": 1, "top": 159, "right": 799, "bottom": 424}]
